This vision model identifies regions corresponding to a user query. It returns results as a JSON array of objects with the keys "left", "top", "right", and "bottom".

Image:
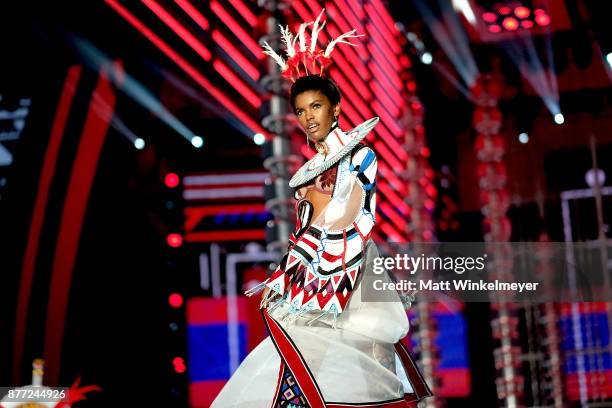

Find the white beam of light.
[
  {"left": 414, "top": 0, "right": 479, "bottom": 86},
  {"left": 607, "top": 57, "right": 612, "bottom": 84},
  {"left": 157, "top": 67, "right": 255, "bottom": 140},
  {"left": 601, "top": 48, "right": 612, "bottom": 84},
  {"left": 89, "top": 89, "right": 144, "bottom": 149},
  {"left": 452, "top": 0, "right": 476, "bottom": 26},
  {"left": 502, "top": 34, "right": 560, "bottom": 119},
  {"left": 72, "top": 36, "right": 197, "bottom": 145},
  {"left": 431, "top": 60, "right": 471, "bottom": 98}
]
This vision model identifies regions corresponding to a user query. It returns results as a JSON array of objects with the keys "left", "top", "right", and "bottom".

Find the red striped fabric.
[{"left": 263, "top": 310, "right": 326, "bottom": 408}]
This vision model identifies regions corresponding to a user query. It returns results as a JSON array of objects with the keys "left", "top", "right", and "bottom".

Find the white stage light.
[
  {"left": 134, "top": 138, "right": 145, "bottom": 150},
  {"left": 253, "top": 133, "right": 266, "bottom": 145},
  {"left": 191, "top": 136, "right": 204, "bottom": 148},
  {"left": 421, "top": 52, "right": 433, "bottom": 65}
]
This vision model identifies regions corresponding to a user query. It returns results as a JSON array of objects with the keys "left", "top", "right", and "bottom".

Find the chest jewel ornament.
[{"left": 315, "top": 141, "right": 329, "bottom": 156}]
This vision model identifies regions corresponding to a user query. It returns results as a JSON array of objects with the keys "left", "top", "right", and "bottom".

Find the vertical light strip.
[
  {"left": 44, "top": 63, "right": 117, "bottom": 385},
  {"left": 12, "top": 65, "right": 82, "bottom": 384}
]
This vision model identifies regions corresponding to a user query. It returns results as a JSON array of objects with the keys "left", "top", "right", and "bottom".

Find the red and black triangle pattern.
[
  {"left": 267, "top": 247, "right": 363, "bottom": 313},
  {"left": 273, "top": 362, "right": 311, "bottom": 408}
]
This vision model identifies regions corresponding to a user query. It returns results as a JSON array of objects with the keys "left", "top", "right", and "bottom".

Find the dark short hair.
[{"left": 290, "top": 75, "right": 341, "bottom": 111}]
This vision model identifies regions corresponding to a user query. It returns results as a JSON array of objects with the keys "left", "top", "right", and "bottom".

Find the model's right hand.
[{"left": 260, "top": 287, "right": 271, "bottom": 309}]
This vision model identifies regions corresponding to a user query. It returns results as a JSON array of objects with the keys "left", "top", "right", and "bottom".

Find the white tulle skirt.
[{"left": 211, "top": 242, "right": 429, "bottom": 407}]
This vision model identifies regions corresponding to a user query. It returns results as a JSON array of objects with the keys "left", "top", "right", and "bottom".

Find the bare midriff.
[{"left": 301, "top": 186, "right": 332, "bottom": 222}]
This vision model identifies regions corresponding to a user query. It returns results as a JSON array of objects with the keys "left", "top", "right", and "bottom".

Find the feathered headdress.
[{"left": 261, "top": 9, "right": 363, "bottom": 82}]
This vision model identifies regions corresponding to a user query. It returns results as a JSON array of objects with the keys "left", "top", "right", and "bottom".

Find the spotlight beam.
[
  {"left": 90, "top": 90, "right": 142, "bottom": 147},
  {"left": 72, "top": 36, "right": 197, "bottom": 143},
  {"left": 413, "top": 0, "right": 479, "bottom": 86},
  {"left": 156, "top": 67, "right": 254, "bottom": 138},
  {"left": 502, "top": 34, "right": 560, "bottom": 118},
  {"left": 432, "top": 60, "right": 471, "bottom": 98},
  {"left": 439, "top": 0, "right": 479, "bottom": 82}
]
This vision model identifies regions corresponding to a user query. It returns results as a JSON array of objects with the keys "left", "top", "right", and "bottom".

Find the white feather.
[
  {"left": 310, "top": 9, "right": 326, "bottom": 53},
  {"left": 262, "top": 41, "right": 287, "bottom": 70},
  {"left": 296, "top": 22, "right": 313, "bottom": 52},
  {"left": 324, "top": 29, "right": 363, "bottom": 57},
  {"left": 291, "top": 25, "right": 301, "bottom": 52},
  {"left": 279, "top": 24, "right": 295, "bottom": 58}
]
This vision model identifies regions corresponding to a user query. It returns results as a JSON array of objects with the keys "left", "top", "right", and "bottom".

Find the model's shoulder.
[{"left": 350, "top": 143, "right": 376, "bottom": 162}]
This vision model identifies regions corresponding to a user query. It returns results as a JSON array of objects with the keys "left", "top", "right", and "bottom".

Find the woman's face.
[{"left": 294, "top": 90, "right": 340, "bottom": 142}]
